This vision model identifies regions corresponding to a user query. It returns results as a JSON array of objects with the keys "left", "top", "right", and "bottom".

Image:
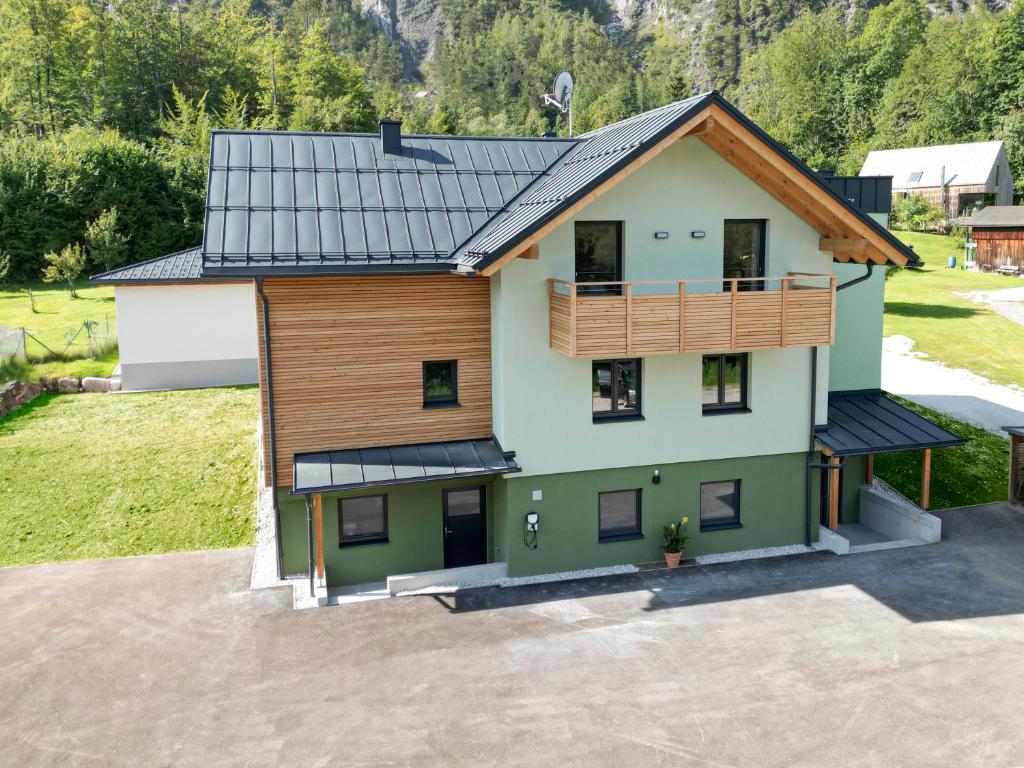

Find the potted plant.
[{"left": 662, "top": 516, "right": 689, "bottom": 568}]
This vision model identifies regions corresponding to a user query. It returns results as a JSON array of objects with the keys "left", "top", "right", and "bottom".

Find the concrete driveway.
[{"left": 2, "top": 503, "right": 1024, "bottom": 767}]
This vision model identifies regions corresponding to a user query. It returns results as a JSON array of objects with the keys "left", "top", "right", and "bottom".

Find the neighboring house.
[
  {"left": 91, "top": 248, "right": 258, "bottom": 391},
  {"left": 961, "top": 205, "right": 1024, "bottom": 273},
  {"left": 860, "top": 141, "right": 1013, "bottom": 220},
  {"left": 95, "top": 93, "right": 964, "bottom": 598}
]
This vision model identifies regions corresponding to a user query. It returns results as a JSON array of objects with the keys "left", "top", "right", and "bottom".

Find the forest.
[{"left": 0, "top": 0, "right": 1021, "bottom": 280}]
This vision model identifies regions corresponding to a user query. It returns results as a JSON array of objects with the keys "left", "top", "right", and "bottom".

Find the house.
[
  {"left": 94, "top": 93, "right": 964, "bottom": 598},
  {"left": 860, "top": 141, "right": 1013, "bottom": 220},
  {"left": 961, "top": 206, "right": 1024, "bottom": 273},
  {"left": 91, "top": 248, "right": 259, "bottom": 391}
]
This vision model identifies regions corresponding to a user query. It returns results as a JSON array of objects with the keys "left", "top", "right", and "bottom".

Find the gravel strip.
[{"left": 695, "top": 543, "right": 819, "bottom": 566}]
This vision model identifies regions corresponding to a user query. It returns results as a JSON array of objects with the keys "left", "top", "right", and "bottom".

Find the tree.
[
  {"left": 42, "top": 242, "right": 86, "bottom": 296},
  {"left": 84, "top": 207, "right": 129, "bottom": 270},
  {"left": 890, "top": 195, "right": 946, "bottom": 231}
]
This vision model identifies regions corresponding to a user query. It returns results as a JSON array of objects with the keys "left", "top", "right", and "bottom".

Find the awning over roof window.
[
  {"left": 815, "top": 391, "right": 965, "bottom": 456},
  {"left": 291, "top": 436, "right": 520, "bottom": 495}
]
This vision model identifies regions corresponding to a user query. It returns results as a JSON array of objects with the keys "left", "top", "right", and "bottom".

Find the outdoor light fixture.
[
  {"left": 654, "top": 231, "right": 670, "bottom": 239},
  {"left": 652, "top": 469, "right": 661, "bottom": 485},
  {"left": 691, "top": 230, "right": 706, "bottom": 239}
]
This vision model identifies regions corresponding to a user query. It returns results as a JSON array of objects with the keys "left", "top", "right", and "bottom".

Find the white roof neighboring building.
[{"left": 860, "top": 141, "right": 1007, "bottom": 190}]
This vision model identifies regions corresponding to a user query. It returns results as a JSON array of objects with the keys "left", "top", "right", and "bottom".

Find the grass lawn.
[
  {"left": 0, "top": 387, "right": 258, "bottom": 568},
  {"left": 886, "top": 231, "right": 1024, "bottom": 388},
  {"left": 0, "top": 281, "right": 118, "bottom": 380},
  {"left": 875, "top": 396, "right": 1009, "bottom": 510}
]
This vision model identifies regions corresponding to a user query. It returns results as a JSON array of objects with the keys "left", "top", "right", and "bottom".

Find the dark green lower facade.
[{"left": 279, "top": 451, "right": 862, "bottom": 588}]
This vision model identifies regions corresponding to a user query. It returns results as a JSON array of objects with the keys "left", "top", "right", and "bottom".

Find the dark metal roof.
[
  {"left": 90, "top": 247, "right": 204, "bottom": 284},
  {"left": 816, "top": 390, "right": 965, "bottom": 457},
  {"left": 453, "top": 93, "right": 918, "bottom": 270},
  {"left": 202, "top": 131, "right": 576, "bottom": 275},
  {"left": 818, "top": 174, "right": 893, "bottom": 216},
  {"left": 291, "top": 436, "right": 521, "bottom": 495},
  {"left": 1003, "top": 426, "right": 1024, "bottom": 439},
  {"left": 961, "top": 206, "right": 1024, "bottom": 228}
]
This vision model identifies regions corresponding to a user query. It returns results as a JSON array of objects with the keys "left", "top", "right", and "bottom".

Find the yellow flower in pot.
[{"left": 662, "top": 516, "right": 690, "bottom": 568}]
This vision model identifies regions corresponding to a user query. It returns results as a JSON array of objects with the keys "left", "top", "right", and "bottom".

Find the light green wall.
[
  {"left": 278, "top": 478, "right": 494, "bottom": 587},
  {"left": 497, "top": 452, "right": 815, "bottom": 577},
  {"left": 490, "top": 137, "right": 835, "bottom": 475},
  {"left": 829, "top": 263, "right": 886, "bottom": 392}
]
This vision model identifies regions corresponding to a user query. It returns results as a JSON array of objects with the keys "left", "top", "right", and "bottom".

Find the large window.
[
  {"left": 723, "top": 220, "right": 766, "bottom": 290},
  {"left": 700, "top": 480, "right": 741, "bottom": 531},
  {"left": 423, "top": 360, "right": 458, "bottom": 407},
  {"left": 592, "top": 359, "right": 641, "bottom": 421},
  {"left": 702, "top": 353, "right": 748, "bottom": 413},
  {"left": 599, "top": 489, "right": 642, "bottom": 541},
  {"left": 339, "top": 495, "right": 388, "bottom": 546},
  {"left": 575, "top": 221, "right": 622, "bottom": 295}
]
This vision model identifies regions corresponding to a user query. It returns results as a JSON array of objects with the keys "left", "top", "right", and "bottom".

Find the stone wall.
[{"left": 0, "top": 380, "right": 40, "bottom": 419}]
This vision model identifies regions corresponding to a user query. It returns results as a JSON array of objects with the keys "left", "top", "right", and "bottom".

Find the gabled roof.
[
  {"left": 202, "top": 131, "right": 575, "bottom": 275},
  {"left": 90, "top": 247, "right": 203, "bottom": 284},
  {"left": 961, "top": 205, "right": 1024, "bottom": 228},
  {"left": 860, "top": 141, "right": 1006, "bottom": 190}
]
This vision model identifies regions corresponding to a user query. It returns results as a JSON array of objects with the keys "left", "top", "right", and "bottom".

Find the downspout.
[
  {"left": 835, "top": 262, "right": 874, "bottom": 292},
  {"left": 804, "top": 346, "right": 818, "bottom": 546},
  {"left": 256, "top": 277, "right": 284, "bottom": 580}
]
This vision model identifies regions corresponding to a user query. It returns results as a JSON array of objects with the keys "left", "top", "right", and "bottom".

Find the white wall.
[
  {"left": 491, "top": 136, "right": 836, "bottom": 476},
  {"left": 115, "top": 282, "right": 258, "bottom": 390}
]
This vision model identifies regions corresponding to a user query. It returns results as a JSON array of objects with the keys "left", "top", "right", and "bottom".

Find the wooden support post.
[
  {"left": 516, "top": 243, "right": 540, "bottom": 260},
  {"left": 730, "top": 278, "right": 738, "bottom": 349},
  {"left": 569, "top": 282, "right": 577, "bottom": 358},
  {"left": 920, "top": 448, "right": 932, "bottom": 510},
  {"left": 625, "top": 282, "right": 633, "bottom": 356},
  {"left": 678, "top": 281, "right": 686, "bottom": 352},
  {"left": 313, "top": 492, "right": 325, "bottom": 583},
  {"left": 865, "top": 454, "right": 874, "bottom": 485},
  {"left": 828, "top": 454, "right": 841, "bottom": 531},
  {"left": 829, "top": 275, "right": 838, "bottom": 345}
]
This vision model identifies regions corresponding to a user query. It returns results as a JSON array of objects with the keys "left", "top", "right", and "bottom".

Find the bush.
[{"left": 891, "top": 194, "right": 946, "bottom": 231}]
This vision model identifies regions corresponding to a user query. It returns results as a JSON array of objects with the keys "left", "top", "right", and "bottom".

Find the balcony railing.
[{"left": 549, "top": 274, "right": 837, "bottom": 358}]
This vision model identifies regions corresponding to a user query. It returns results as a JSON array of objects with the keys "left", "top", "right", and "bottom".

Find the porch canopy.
[
  {"left": 815, "top": 390, "right": 964, "bottom": 457},
  {"left": 291, "top": 436, "right": 521, "bottom": 495}
]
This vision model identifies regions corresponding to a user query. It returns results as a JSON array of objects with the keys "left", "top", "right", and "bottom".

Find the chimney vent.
[{"left": 380, "top": 119, "right": 402, "bottom": 156}]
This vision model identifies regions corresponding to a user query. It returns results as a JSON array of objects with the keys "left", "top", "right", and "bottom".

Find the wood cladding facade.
[
  {"left": 973, "top": 228, "right": 1024, "bottom": 271},
  {"left": 258, "top": 275, "right": 492, "bottom": 487}
]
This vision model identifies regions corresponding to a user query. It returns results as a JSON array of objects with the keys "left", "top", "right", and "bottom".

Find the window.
[
  {"left": 592, "top": 359, "right": 641, "bottom": 421},
  {"left": 702, "top": 353, "right": 748, "bottom": 413},
  {"left": 599, "top": 489, "right": 642, "bottom": 541},
  {"left": 339, "top": 495, "right": 388, "bottom": 546},
  {"left": 723, "top": 220, "right": 766, "bottom": 291},
  {"left": 907, "top": 171, "right": 924, "bottom": 184},
  {"left": 575, "top": 221, "right": 622, "bottom": 295},
  {"left": 700, "top": 480, "right": 741, "bottom": 531},
  {"left": 423, "top": 360, "right": 458, "bottom": 407}
]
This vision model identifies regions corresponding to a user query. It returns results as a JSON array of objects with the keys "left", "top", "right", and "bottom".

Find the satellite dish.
[{"left": 542, "top": 71, "right": 575, "bottom": 137}]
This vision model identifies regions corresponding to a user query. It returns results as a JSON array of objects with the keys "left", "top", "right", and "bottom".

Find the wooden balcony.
[{"left": 549, "top": 274, "right": 837, "bottom": 358}]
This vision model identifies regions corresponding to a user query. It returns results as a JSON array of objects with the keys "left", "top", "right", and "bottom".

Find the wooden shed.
[
  {"left": 860, "top": 141, "right": 1013, "bottom": 221},
  {"left": 962, "top": 206, "right": 1024, "bottom": 273}
]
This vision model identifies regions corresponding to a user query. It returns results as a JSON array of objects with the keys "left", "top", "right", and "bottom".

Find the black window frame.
[
  {"left": 598, "top": 488, "right": 643, "bottom": 542},
  {"left": 723, "top": 219, "right": 767, "bottom": 292},
  {"left": 701, "top": 353, "right": 749, "bottom": 414},
  {"left": 338, "top": 494, "right": 389, "bottom": 547},
  {"left": 575, "top": 220, "right": 624, "bottom": 296},
  {"left": 699, "top": 480, "right": 742, "bottom": 532},
  {"left": 422, "top": 360, "right": 459, "bottom": 408},
  {"left": 592, "top": 358, "right": 643, "bottom": 422}
]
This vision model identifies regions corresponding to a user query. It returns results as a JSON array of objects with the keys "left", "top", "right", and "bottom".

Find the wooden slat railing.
[{"left": 548, "top": 274, "right": 837, "bottom": 358}]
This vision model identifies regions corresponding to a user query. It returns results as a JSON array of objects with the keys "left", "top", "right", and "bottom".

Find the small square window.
[
  {"left": 599, "top": 489, "right": 642, "bottom": 541},
  {"left": 339, "top": 495, "right": 388, "bottom": 546},
  {"left": 593, "top": 359, "right": 641, "bottom": 421},
  {"left": 702, "top": 354, "right": 748, "bottom": 413},
  {"left": 700, "top": 480, "right": 741, "bottom": 531},
  {"left": 423, "top": 360, "right": 458, "bottom": 407}
]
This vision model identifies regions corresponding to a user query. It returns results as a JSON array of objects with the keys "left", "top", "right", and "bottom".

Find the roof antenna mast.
[{"left": 542, "top": 71, "right": 574, "bottom": 137}]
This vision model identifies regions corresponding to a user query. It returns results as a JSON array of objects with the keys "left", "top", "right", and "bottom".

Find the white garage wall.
[{"left": 115, "top": 282, "right": 258, "bottom": 390}]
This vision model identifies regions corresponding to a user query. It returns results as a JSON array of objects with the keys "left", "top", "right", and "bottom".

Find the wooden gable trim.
[
  {"left": 477, "top": 101, "right": 908, "bottom": 276},
  {"left": 476, "top": 108, "right": 715, "bottom": 277}
]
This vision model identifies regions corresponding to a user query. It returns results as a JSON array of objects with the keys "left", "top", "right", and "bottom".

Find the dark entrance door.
[{"left": 443, "top": 486, "right": 487, "bottom": 568}]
